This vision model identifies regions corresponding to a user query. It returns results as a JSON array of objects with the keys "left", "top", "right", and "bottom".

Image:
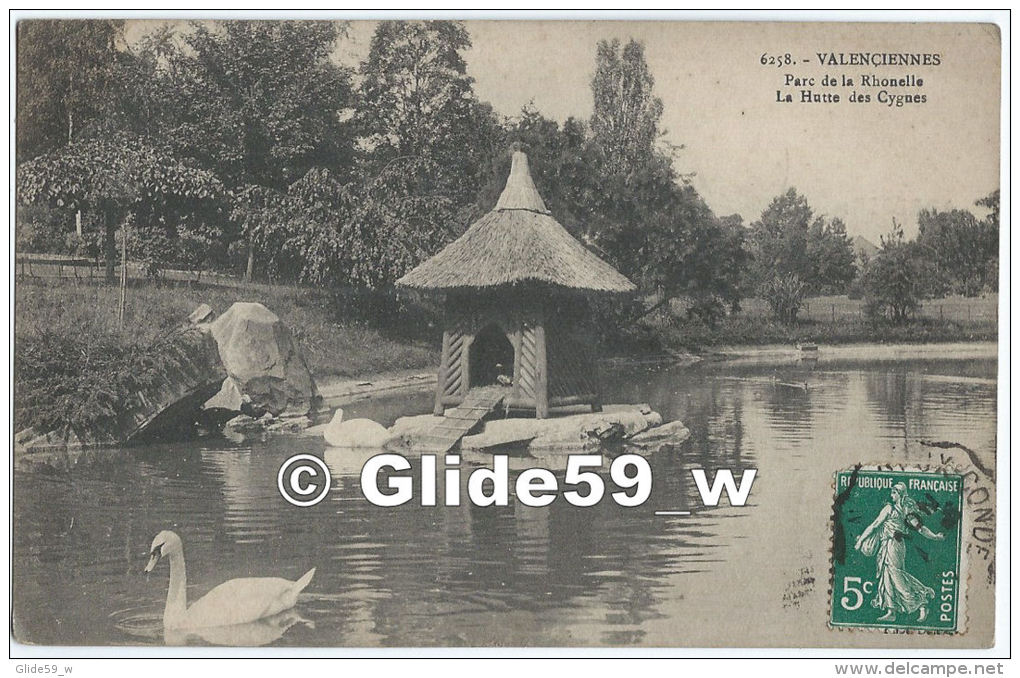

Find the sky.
[{"left": 128, "top": 19, "right": 1002, "bottom": 244}]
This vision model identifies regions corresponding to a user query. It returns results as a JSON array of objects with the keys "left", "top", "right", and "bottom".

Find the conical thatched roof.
[{"left": 397, "top": 151, "right": 636, "bottom": 294}]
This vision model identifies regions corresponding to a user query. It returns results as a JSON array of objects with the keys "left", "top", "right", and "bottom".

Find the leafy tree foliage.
[
  {"left": 232, "top": 159, "right": 461, "bottom": 289},
  {"left": 807, "top": 217, "right": 857, "bottom": 294},
  {"left": 747, "top": 188, "right": 857, "bottom": 295},
  {"left": 18, "top": 132, "right": 222, "bottom": 279},
  {"left": 977, "top": 190, "right": 999, "bottom": 292},
  {"left": 16, "top": 20, "right": 127, "bottom": 160},
  {"left": 916, "top": 197, "right": 998, "bottom": 296},
  {"left": 584, "top": 40, "right": 747, "bottom": 321},
  {"left": 357, "top": 20, "right": 501, "bottom": 208},
  {"left": 861, "top": 225, "right": 926, "bottom": 323},
  {"left": 128, "top": 21, "right": 356, "bottom": 279},
  {"left": 31, "top": 18, "right": 990, "bottom": 329},
  {"left": 590, "top": 39, "right": 663, "bottom": 175},
  {"left": 153, "top": 21, "right": 355, "bottom": 190},
  {"left": 474, "top": 44, "right": 749, "bottom": 327}
]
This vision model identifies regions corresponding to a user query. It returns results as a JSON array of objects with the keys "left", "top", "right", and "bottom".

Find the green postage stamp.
[{"left": 831, "top": 468, "right": 964, "bottom": 632}]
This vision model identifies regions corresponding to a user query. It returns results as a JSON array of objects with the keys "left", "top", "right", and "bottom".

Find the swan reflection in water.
[{"left": 163, "top": 608, "right": 313, "bottom": 646}]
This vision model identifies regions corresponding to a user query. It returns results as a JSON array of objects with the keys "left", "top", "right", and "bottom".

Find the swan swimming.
[{"left": 144, "top": 530, "right": 315, "bottom": 630}]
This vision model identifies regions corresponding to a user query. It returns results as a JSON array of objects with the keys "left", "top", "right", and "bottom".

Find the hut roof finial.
[{"left": 494, "top": 150, "right": 549, "bottom": 214}]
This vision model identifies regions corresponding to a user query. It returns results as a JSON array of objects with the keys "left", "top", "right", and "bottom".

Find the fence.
[
  {"left": 14, "top": 254, "right": 272, "bottom": 292},
  {"left": 16, "top": 253, "right": 100, "bottom": 280}
]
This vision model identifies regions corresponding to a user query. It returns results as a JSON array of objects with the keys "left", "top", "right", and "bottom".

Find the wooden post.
[
  {"left": 103, "top": 208, "right": 117, "bottom": 282},
  {"left": 245, "top": 243, "right": 255, "bottom": 282},
  {"left": 534, "top": 322, "right": 548, "bottom": 419},
  {"left": 434, "top": 330, "right": 451, "bottom": 416},
  {"left": 591, "top": 360, "right": 603, "bottom": 414},
  {"left": 510, "top": 324, "right": 523, "bottom": 404},
  {"left": 118, "top": 223, "right": 127, "bottom": 330},
  {"left": 461, "top": 334, "right": 473, "bottom": 396}
]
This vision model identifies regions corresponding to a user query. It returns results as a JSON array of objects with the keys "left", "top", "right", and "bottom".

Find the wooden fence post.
[{"left": 119, "top": 224, "right": 128, "bottom": 330}]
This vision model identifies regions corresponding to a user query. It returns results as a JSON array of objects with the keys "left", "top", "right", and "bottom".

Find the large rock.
[
  {"left": 209, "top": 302, "right": 319, "bottom": 416},
  {"left": 387, "top": 404, "right": 665, "bottom": 454},
  {"left": 625, "top": 420, "right": 692, "bottom": 453}
]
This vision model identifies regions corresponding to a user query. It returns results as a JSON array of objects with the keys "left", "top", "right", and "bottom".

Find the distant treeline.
[{"left": 16, "top": 20, "right": 999, "bottom": 325}]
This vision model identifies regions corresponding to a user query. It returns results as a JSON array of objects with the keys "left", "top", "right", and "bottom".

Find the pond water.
[{"left": 13, "top": 354, "right": 998, "bottom": 648}]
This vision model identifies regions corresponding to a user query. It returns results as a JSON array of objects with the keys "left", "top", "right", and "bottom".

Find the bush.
[
  {"left": 14, "top": 321, "right": 201, "bottom": 438},
  {"left": 684, "top": 294, "right": 727, "bottom": 328},
  {"left": 760, "top": 273, "right": 806, "bottom": 324},
  {"left": 588, "top": 295, "right": 661, "bottom": 354},
  {"left": 15, "top": 204, "right": 72, "bottom": 254}
]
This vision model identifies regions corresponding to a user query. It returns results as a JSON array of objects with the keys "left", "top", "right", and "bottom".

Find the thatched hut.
[{"left": 397, "top": 149, "right": 635, "bottom": 418}]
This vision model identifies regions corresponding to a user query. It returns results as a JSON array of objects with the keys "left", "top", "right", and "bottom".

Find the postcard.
[{"left": 11, "top": 16, "right": 1003, "bottom": 654}]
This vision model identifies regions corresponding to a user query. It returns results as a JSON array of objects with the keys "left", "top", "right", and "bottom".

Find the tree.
[
  {"left": 18, "top": 132, "right": 222, "bottom": 280},
  {"left": 16, "top": 20, "right": 127, "bottom": 160},
  {"left": 806, "top": 216, "right": 857, "bottom": 294},
  {"left": 916, "top": 203, "right": 997, "bottom": 297},
  {"left": 160, "top": 21, "right": 354, "bottom": 189},
  {"left": 231, "top": 159, "right": 460, "bottom": 289},
  {"left": 977, "top": 190, "right": 1000, "bottom": 292},
  {"left": 590, "top": 39, "right": 664, "bottom": 175},
  {"left": 748, "top": 188, "right": 811, "bottom": 288},
  {"left": 580, "top": 39, "right": 747, "bottom": 323},
  {"left": 140, "top": 20, "right": 355, "bottom": 279},
  {"left": 640, "top": 188, "right": 749, "bottom": 324},
  {"left": 861, "top": 225, "right": 925, "bottom": 323},
  {"left": 977, "top": 189, "right": 999, "bottom": 227},
  {"left": 334, "top": 20, "right": 503, "bottom": 287},
  {"left": 357, "top": 20, "right": 499, "bottom": 207},
  {"left": 747, "top": 188, "right": 856, "bottom": 294},
  {"left": 471, "top": 108, "right": 600, "bottom": 235}
]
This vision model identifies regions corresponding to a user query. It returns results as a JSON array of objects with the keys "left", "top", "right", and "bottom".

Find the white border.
[{"left": 5, "top": 7, "right": 1011, "bottom": 664}]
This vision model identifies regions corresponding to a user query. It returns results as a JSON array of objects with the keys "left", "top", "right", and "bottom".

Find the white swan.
[
  {"left": 144, "top": 530, "right": 315, "bottom": 630},
  {"left": 323, "top": 408, "right": 391, "bottom": 448}
]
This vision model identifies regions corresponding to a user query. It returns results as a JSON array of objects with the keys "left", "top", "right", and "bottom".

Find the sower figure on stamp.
[{"left": 854, "top": 482, "right": 944, "bottom": 622}]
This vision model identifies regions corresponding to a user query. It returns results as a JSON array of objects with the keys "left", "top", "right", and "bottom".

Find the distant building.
[{"left": 852, "top": 235, "right": 879, "bottom": 265}]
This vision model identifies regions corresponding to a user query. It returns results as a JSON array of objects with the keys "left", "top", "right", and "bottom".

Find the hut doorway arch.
[{"left": 469, "top": 323, "right": 514, "bottom": 388}]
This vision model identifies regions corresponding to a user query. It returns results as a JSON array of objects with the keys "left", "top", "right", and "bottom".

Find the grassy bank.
[
  {"left": 14, "top": 278, "right": 440, "bottom": 433},
  {"left": 649, "top": 294, "right": 998, "bottom": 352},
  {"left": 16, "top": 278, "right": 440, "bottom": 381}
]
